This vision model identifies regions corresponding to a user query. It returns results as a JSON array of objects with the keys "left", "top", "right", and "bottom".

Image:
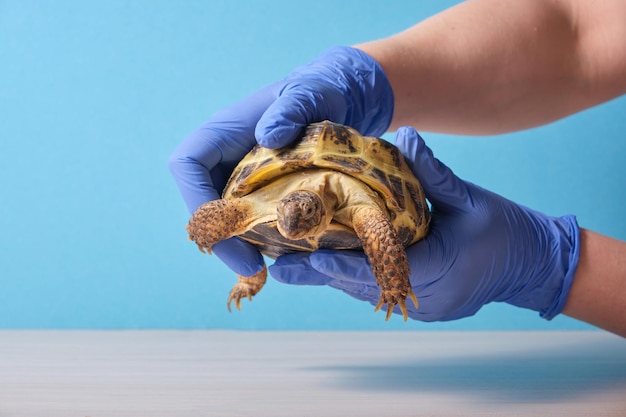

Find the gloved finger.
[
  {"left": 270, "top": 252, "right": 382, "bottom": 309},
  {"left": 169, "top": 84, "right": 278, "bottom": 213},
  {"left": 171, "top": 85, "right": 279, "bottom": 276},
  {"left": 311, "top": 249, "right": 422, "bottom": 315},
  {"left": 311, "top": 248, "right": 461, "bottom": 320},
  {"left": 401, "top": 233, "right": 483, "bottom": 322},
  {"left": 306, "top": 251, "right": 382, "bottom": 303},
  {"left": 269, "top": 252, "right": 335, "bottom": 286},
  {"left": 309, "top": 249, "right": 377, "bottom": 285},
  {"left": 312, "top": 241, "right": 442, "bottom": 297},
  {"left": 255, "top": 80, "right": 348, "bottom": 149},
  {"left": 328, "top": 281, "right": 381, "bottom": 304},
  {"left": 254, "top": 46, "right": 394, "bottom": 148},
  {"left": 311, "top": 239, "right": 460, "bottom": 321},
  {"left": 316, "top": 252, "right": 381, "bottom": 300},
  {"left": 168, "top": 130, "right": 226, "bottom": 213},
  {"left": 394, "top": 126, "right": 473, "bottom": 213},
  {"left": 212, "top": 237, "right": 265, "bottom": 277}
]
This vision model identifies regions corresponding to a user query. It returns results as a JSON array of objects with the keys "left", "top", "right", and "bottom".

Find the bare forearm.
[
  {"left": 357, "top": 0, "right": 626, "bottom": 135},
  {"left": 563, "top": 229, "right": 626, "bottom": 337}
]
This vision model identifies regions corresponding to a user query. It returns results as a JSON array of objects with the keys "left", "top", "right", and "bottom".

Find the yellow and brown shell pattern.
[{"left": 223, "top": 120, "right": 431, "bottom": 258}]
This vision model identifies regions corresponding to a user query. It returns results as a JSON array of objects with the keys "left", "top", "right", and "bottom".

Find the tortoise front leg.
[
  {"left": 352, "top": 207, "right": 418, "bottom": 321},
  {"left": 187, "top": 199, "right": 268, "bottom": 311},
  {"left": 187, "top": 199, "right": 254, "bottom": 254}
]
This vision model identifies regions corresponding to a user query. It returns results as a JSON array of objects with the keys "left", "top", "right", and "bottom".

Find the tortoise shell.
[{"left": 223, "top": 120, "right": 430, "bottom": 257}]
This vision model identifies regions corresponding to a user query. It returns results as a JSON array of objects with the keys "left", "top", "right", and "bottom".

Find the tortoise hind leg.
[
  {"left": 352, "top": 207, "right": 418, "bottom": 321},
  {"left": 228, "top": 265, "right": 268, "bottom": 312}
]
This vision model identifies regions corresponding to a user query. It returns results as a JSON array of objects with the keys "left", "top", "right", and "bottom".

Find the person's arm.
[
  {"left": 357, "top": 0, "right": 626, "bottom": 135},
  {"left": 563, "top": 229, "right": 626, "bottom": 337}
]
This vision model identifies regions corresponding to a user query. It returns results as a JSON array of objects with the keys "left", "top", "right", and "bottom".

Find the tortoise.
[{"left": 186, "top": 120, "right": 431, "bottom": 321}]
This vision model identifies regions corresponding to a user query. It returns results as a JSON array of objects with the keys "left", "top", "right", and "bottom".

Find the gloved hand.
[
  {"left": 168, "top": 46, "right": 394, "bottom": 276},
  {"left": 269, "top": 127, "right": 581, "bottom": 321}
]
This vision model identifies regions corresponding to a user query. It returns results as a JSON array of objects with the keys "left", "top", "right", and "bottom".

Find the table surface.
[{"left": 0, "top": 330, "right": 624, "bottom": 417}]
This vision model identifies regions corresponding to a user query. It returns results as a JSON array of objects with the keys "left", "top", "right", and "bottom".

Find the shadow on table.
[{"left": 314, "top": 336, "right": 626, "bottom": 402}]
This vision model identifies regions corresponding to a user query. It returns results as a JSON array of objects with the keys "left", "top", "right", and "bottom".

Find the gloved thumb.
[
  {"left": 255, "top": 81, "right": 348, "bottom": 149},
  {"left": 394, "top": 127, "right": 472, "bottom": 213}
]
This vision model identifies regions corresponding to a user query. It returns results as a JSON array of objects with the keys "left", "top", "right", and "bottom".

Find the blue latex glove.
[
  {"left": 269, "top": 127, "right": 581, "bottom": 321},
  {"left": 168, "top": 46, "right": 394, "bottom": 276}
]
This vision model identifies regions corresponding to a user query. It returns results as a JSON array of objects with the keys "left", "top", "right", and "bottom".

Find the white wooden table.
[{"left": 0, "top": 331, "right": 624, "bottom": 417}]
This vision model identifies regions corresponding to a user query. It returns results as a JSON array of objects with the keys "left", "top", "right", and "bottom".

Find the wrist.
[{"left": 562, "top": 229, "right": 626, "bottom": 337}]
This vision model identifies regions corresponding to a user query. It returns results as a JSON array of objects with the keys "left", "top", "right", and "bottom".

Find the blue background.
[{"left": 1, "top": 0, "right": 624, "bottom": 330}]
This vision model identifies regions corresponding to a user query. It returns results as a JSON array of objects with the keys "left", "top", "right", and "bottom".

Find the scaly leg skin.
[
  {"left": 227, "top": 265, "right": 268, "bottom": 312},
  {"left": 186, "top": 199, "right": 253, "bottom": 254},
  {"left": 186, "top": 199, "right": 266, "bottom": 312},
  {"left": 353, "top": 207, "right": 419, "bottom": 321}
]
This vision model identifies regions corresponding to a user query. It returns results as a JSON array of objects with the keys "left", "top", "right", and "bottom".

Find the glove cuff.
[
  {"left": 504, "top": 214, "right": 581, "bottom": 320},
  {"left": 314, "top": 46, "right": 395, "bottom": 136},
  {"left": 540, "top": 215, "right": 580, "bottom": 320}
]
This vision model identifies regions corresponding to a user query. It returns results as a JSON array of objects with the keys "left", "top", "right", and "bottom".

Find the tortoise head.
[{"left": 276, "top": 190, "right": 330, "bottom": 240}]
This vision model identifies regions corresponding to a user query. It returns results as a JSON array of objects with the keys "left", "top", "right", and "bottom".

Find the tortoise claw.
[
  {"left": 408, "top": 289, "right": 419, "bottom": 310},
  {"left": 374, "top": 297, "right": 385, "bottom": 313},
  {"left": 385, "top": 304, "right": 395, "bottom": 321},
  {"left": 374, "top": 288, "right": 419, "bottom": 321},
  {"left": 398, "top": 299, "right": 409, "bottom": 321},
  {"left": 227, "top": 282, "right": 258, "bottom": 312},
  {"left": 373, "top": 297, "right": 397, "bottom": 321},
  {"left": 226, "top": 266, "right": 268, "bottom": 312}
]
